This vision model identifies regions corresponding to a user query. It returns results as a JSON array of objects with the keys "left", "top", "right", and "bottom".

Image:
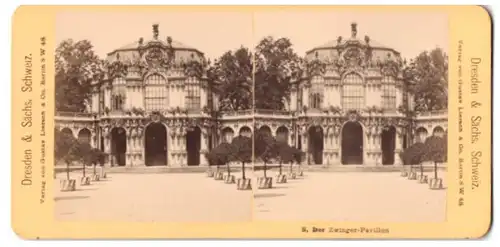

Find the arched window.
[
  {"left": 309, "top": 76, "right": 324, "bottom": 109},
  {"left": 185, "top": 77, "right": 201, "bottom": 110},
  {"left": 144, "top": 74, "right": 168, "bottom": 111},
  {"left": 111, "top": 77, "right": 126, "bottom": 111},
  {"left": 381, "top": 76, "right": 397, "bottom": 110},
  {"left": 342, "top": 73, "right": 364, "bottom": 110}
]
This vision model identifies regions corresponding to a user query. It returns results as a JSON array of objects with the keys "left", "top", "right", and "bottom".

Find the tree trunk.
[
  {"left": 93, "top": 163, "right": 97, "bottom": 175},
  {"left": 66, "top": 161, "right": 70, "bottom": 180},
  {"left": 279, "top": 160, "right": 283, "bottom": 175},
  {"left": 434, "top": 161, "right": 438, "bottom": 179},
  {"left": 242, "top": 162, "right": 246, "bottom": 179},
  {"left": 216, "top": 164, "right": 219, "bottom": 173},
  {"left": 263, "top": 161, "right": 267, "bottom": 178},
  {"left": 289, "top": 162, "right": 293, "bottom": 173},
  {"left": 82, "top": 162, "right": 86, "bottom": 177},
  {"left": 420, "top": 163, "right": 423, "bottom": 177},
  {"left": 226, "top": 163, "right": 231, "bottom": 176}
]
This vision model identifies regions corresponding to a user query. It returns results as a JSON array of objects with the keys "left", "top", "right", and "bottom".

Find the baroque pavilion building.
[{"left": 55, "top": 23, "right": 447, "bottom": 168}]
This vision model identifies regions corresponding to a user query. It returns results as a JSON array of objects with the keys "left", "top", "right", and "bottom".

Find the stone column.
[
  {"left": 303, "top": 87, "right": 309, "bottom": 108},
  {"left": 168, "top": 131, "right": 176, "bottom": 167},
  {"left": 323, "top": 133, "right": 329, "bottom": 166},
  {"left": 125, "top": 128, "right": 133, "bottom": 167},
  {"left": 137, "top": 127, "right": 145, "bottom": 166},
  {"left": 200, "top": 128, "right": 208, "bottom": 166},
  {"left": 290, "top": 89, "right": 297, "bottom": 111},
  {"left": 104, "top": 86, "right": 112, "bottom": 110},
  {"left": 103, "top": 129, "right": 111, "bottom": 167},
  {"left": 302, "top": 134, "right": 309, "bottom": 165},
  {"left": 91, "top": 89, "right": 99, "bottom": 113},
  {"left": 394, "top": 128, "right": 403, "bottom": 166},
  {"left": 200, "top": 86, "right": 207, "bottom": 109},
  {"left": 180, "top": 130, "right": 187, "bottom": 167}
]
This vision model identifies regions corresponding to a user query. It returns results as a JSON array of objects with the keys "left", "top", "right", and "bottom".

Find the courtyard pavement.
[
  {"left": 54, "top": 172, "right": 253, "bottom": 222},
  {"left": 253, "top": 170, "right": 447, "bottom": 222},
  {"left": 55, "top": 169, "right": 447, "bottom": 223}
]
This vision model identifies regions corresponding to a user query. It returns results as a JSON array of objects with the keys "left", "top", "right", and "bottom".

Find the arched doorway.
[
  {"left": 239, "top": 126, "right": 252, "bottom": 137},
  {"left": 259, "top": 125, "right": 272, "bottom": 137},
  {"left": 221, "top": 127, "right": 235, "bottom": 143},
  {"left": 61, "top": 127, "right": 73, "bottom": 137},
  {"left": 433, "top": 126, "right": 445, "bottom": 138},
  {"left": 186, "top": 126, "right": 201, "bottom": 166},
  {"left": 276, "top": 126, "right": 289, "bottom": 144},
  {"left": 381, "top": 126, "right": 396, "bottom": 165},
  {"left": 78, "top": 128, "right": 91, "bottom": 145},
  {"left": 341, "top": 122, "right": 363, "bottom": 165},
  {"left": 308, "top": 125, "right": 323, "bottom": 165},
  {"left": 415, "top": 127, "right": 428, "bottom": 143},
  {"left": 145, "top": 123, "right": 167, "bottom": 166},
  {"left": 111, "top": 127, "right": 127, "bottom": 166}
]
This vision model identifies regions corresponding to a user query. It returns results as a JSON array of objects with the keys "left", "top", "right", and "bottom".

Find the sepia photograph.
[
  {"left": 252, "top": 11, "right": 449, "bottom": 222},
  {"left": 53, "top": 11, "right": 254, "bottom": 222},
  {"left": 52, "top": 9, "right": 449, "bottom": 224},
  {"left": 10, "top": 5, "right": 492, "bottom": 240}
]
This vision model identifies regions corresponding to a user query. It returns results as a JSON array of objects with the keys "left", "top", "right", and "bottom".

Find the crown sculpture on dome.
[
  {"left": 152, "top": 23, "right": 159, "bottom": 40},
  {"left": 351, "top": 22, "right": 357, "bottom": 39}
]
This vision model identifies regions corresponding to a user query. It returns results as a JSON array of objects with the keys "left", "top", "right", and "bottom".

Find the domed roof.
[
  {"left": 305, "top": 23, "right": 400, "bottom": 61},
  {"left": 105, "top": 24, "right": 205, "bottom": 64}
]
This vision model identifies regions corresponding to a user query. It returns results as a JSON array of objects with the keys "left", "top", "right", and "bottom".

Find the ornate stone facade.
[{"left": 55, "top": 23, "right": 447, "bottom": 168}]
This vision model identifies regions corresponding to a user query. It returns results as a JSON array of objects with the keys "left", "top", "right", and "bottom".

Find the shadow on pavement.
[
  {"left": 254, "top": 193, "right": 286, "bottom": 198},
  {"left": 54, "top": 196, "right": 90, "bottom": 201},
  {"left": 76, "top": 187, "right": 99, "bottom": 191}
]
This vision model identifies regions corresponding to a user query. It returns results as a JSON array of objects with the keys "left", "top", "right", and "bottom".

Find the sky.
[{"left": 56, "top": 10, "right": 448, "bottom": 61}]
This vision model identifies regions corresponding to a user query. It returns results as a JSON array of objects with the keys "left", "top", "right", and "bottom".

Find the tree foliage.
[
  {"left": 207, "top": 142, "right": 233, "bottom": 167},
  {"left": 54, "top": 128, "right": 81, "bottom": 164},
  {"left": 402, "top": 142, "right": 426, "bottom": 165},
  {"left": 403, "top": 48, "right": 448, "bottom": 111},
  {"left": 55, "top": 39, "right": 104, "bottom": 112},
  {"left": 230, "top": 135, "right": 252, "bottom": 163},
  {"left": 230, "top": 135, "right": 252, "bottom": 179},
  {"left": 209, "top": 47, "right": 253, "bottom": 111},
  {"left": 253, "top": 130, "right": 277, "bottom": 163},
  {"left": 254, "top": 36, "right": 303, "bottom": 110},
  {"left": 423, "top": 136, "right": 447, "bottom": 163}
]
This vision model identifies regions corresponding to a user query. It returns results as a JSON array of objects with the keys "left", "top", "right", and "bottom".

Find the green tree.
[
  {"left": 275, "top": 141, "right": 294, "bottom": 176},
  {"left": 86, "top": 148, "right": 106, "bottom": 176},
  {"left": 403, "top": 142, "right": 426, "bottom": 176},
  {"left": 253, "top": 130, "right": 277, "bottom": 178},
  {"left": 230, "top": 135, "right": 252, "bottom": 179},
  {"left": 209, "top": 47, "right": 253, "bottom": 111},
  {"left": 208, "top": 142, "right": 233, "bottom": 176},
  {"left": 255, "top": 36, "right": 303, "bottom": 110},
  {"left": 423, "top": 136, "right": 447, "bottom": 180},
  {"left": 55, "top": 39, "right": 104, "bottom": 112},
  {"left": 79, "top": 142, "right": 93, "bottom": 178},
  {"left": 54, "top": 128, "right": 84, "bottom": 180},
  {"left": 404, "top": 48, "right": 448, "bottom": 112}
]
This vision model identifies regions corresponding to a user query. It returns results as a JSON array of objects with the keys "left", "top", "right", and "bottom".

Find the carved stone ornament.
[
  {"left": 343, "top": 47, "right": 364, "bottom": 68},
  {"left": 111, "top": 118, "right": 125, "bottom": 128},
  {"left": 347, "top": 110, "right": 361, "bottom": 122},
  {"left": 150, "top": 112, "right": 163, "bottom": 123}
]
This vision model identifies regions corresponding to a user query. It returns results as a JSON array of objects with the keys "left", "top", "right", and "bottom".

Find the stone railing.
[
  {"left": 254, "top": 109, "right": 292, "bottom": 116},
  {"left": 55, "top": 111, "right": 96, "bottom": 121},
  {"left": 220, "top": 109, "right": 253, "bottom": 117},
  {"left": 418, "top": 109, "right": 448, "bottom": 117},
  {"left": 56, "top": 111, "right": 95, "bottom": 118}
]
